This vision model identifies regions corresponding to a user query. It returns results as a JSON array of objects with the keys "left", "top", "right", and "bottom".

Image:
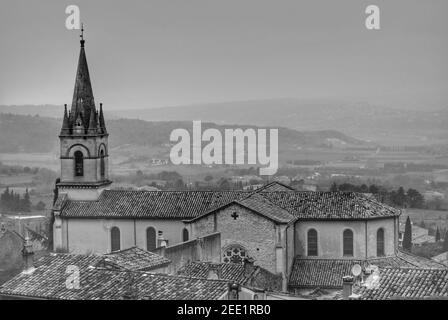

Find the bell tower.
[{"left": 58, "top": 26, "right": 112, "bottom": 200}]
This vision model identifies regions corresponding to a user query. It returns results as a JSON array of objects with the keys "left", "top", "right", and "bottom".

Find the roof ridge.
[
  {"left": 381, "top": 266, "right": 448, "bottom": 271},
  {"left": 397, "top": 249, "right": 446, "bottom": 267},
  {"left": 105, "top": 189, "right": 250, "bottom": 193},
  {"left": 293, "top": 257, "right": 363, "bottom": 262},
  {"left": 105, "top": 246, "right": 138, "bottom": 255}
]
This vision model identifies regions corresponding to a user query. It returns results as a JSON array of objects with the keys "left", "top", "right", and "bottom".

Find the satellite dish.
[{"left": 351, "top": 264, "right": 362, "bottom": 277}]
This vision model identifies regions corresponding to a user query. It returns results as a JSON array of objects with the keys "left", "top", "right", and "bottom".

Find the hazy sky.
[{"left": 0, "top": 0, "right": 447, "bottom": 110}]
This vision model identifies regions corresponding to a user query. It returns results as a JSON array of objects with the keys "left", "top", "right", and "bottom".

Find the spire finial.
[{"left": 80, "top": 23, "right": 85, "bottom": 47}]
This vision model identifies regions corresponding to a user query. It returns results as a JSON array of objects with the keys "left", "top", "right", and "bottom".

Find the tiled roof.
[
  {"left": 76, "top": 270, "right": 229, "bottom": 300},
  {"left": 289, "top": 251, "right": 446, "bottom": 289},
  {"left": 0, "top": 253, "right": 102, "bottom": 299},
  {"left": 187, "top": 192, "right": 295, "bottom": 224},
  {"left": 101, "top": 247, "right": 170, "bottom": 271},
  {"left": 396, "top": 250, "right": 446, "bottom": 268},
  {"left": 0, "top": 253, "right": 229, "bottom": 300},
  {"left": 177, "top": 261, "right": 283, "bottom": 292},
  {"left": 259, "top": 191, "right": 400, "bottom": 220},
  {"left": 178, "top": 262, "right": 247, "bottom": 283},
  {"left": 58, "top": 188, "right": 399, "bottom": 221},
  {"left": 53, "top": 193, "right": 67, "bottom": 211},
  {"left": 236, "top": 193, "right": 295, "bottom": 223},
  {"left": 253, "top": 181, "right": 295, "bottom": 192},
  {"left": 354, "top": 268, "right": 448, "bottom": 300},
  {"left": 58, "top": 190, "right": 248, "bottom": 219},
  {"left": 432, "top": 252, "right": 448, "bottom": 266}
]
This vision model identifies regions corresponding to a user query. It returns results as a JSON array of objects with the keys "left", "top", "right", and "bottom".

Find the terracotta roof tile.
[
  {"left": 58, "top": 189, "right": 399, "bottom": 221},
  {"left": 260, "top": 191, "right": 400, "bottom": 220},
  {"left": 354, "top": 268, "right": 448, "bottom": 300},
  {"left": 177, "top": 261, "right": 283, "bottom": 292},
  {"left": 101, "top": 247, "right": 170, "bottom": 271},
  {"left": 236, "top": 193, "right": 295, "bottom": 223},
  {"left": 0, "top": 253, "right": 229, "bottom": 300},
  {"left": 289, "top": 251, "right": 445, "bottom": 289},
  {"left": 178, "top": 262, "right": 247, "bottom": 283},
  {"left": 59, "top": 190, "right": 248, "bottom": 219}
]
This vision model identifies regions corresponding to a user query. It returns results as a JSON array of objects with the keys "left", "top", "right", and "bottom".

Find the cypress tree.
[
  {"left": 435, "top": 228, "right": 441, "bottom": 242},
  {"left": 22, "top": 188, "right": 31, "bottom": 212},
  {"left": 403, "top": 216, "right": 413, "bottom": 251}
]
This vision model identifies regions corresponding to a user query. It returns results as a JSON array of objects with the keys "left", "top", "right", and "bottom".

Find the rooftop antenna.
[{"left": 351, "top": 263, "right": 362, "bottom": 284}]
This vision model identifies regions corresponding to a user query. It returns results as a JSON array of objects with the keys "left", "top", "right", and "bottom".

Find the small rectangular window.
[{"left": 307, "top": 229, "right": 318, "bottom": 256}]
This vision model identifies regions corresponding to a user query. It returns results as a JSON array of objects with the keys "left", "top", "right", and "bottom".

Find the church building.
[{"left": 53, "top": 34, "right": 440, "bottom": 293}]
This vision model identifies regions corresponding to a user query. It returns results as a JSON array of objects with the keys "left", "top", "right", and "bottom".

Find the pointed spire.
[
  {"left": 88, "top": 107, "right": 98, "bottom": 133},
  {"left": 96, "top": 110, "right": 100, "bottom": 130},
  {"left": 73, "top": 112, "right": 85, "bottom": 135},
  {"left": 99, "top": 103, "right": 107, "bottom": 134},
  {"left": 61, "top": 104, "right": 70, "bottom": 134},
  {"left": 71, "top": 24, "right": 95, "bottom": 128}
]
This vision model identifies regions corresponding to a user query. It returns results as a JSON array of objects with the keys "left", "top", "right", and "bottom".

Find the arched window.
[
  {"left": 182, "top": 228, "right": 189, "bottom": 242},
  {"left": 307, "top": 229, "right": 318, "bottom": 256},
  {"left": 110, "top": 227, "right": 120, "bottom": 252},
  {"left": 100, "top": 149, "right": 105, "bottom": 178},
  {"left": 74, "top": 151, "right": 84, "bottom": 177},
  {"left": 146, "top": 227, "right": 156, "bottom": 251},
  {"left": 343, "top": 229, "right": 354, "bottom": 256},
  {"left": 377, "top": 228, "right": 385, "bottom": 256}
]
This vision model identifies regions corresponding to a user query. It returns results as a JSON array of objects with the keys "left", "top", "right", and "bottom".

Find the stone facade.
[
  {"left": 60, "top": 135, "right": 109, "bottom": 185},
  {"left": 189, "top": 203, "right": 282, "bottom": 275}
]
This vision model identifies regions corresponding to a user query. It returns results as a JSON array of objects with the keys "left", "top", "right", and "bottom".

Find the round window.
[{"left": 223, "top": 246, "right": 247, "bottom": 264}]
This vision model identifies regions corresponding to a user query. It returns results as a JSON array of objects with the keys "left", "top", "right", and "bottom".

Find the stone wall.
[
  {"left": 190, "top": 204, "right": 278, "bottom": 273},
  {"left": 60, "top": 135, "right": 109, "bottom": 184},
  {"left": 153, "top": 232, "right": 221, "bottom": 275}
]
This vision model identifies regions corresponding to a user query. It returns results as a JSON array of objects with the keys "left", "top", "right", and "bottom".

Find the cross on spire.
[{"left": 80, "top": 23, "right": 85, "bottom": 47}]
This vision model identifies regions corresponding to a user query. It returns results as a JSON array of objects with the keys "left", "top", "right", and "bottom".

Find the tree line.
[
  {"left": 0, "top": 187, "right": 46, "bottom": 212},
  {"left": 329, "top": 183, "right": 425, "bottom": 209},
  {"left": 402, "top": 216, "right": 448, "bottom": 254},
  {"left": 0, "top": 187, "right": 32, "bottom": 212}
]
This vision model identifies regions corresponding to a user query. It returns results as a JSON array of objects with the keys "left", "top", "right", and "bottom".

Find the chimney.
[
  {"left": 195, "top": 237, "right": 204, "bottom": 261},
  {"left": 243, "top": 257, "right": 255, "bottom": 278},
  {"left": 207, "top": 263, "right": 222, "bottom": 280},
  {"left": 157, "top": 231, "right": 168, "bottom": 248},
  {"left": 159, "top": 244, "right": 166, "bottom": 258},
  {"left": 122, "top": 271, "right": 138, "bottom": 300},
  {"left": 22, "top": 233, "right": 35, "bottom": 274},
  {"left": 228, "top": 282, "right": 240, "bottom": 300},
  {"left": 342, "top": 276, "right": 354, "bottom": 299}
]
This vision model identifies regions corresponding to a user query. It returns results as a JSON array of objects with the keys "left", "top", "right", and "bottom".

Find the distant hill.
[
  {"left": 0, "top": 105, "right": 63, "bottom": 118},
  {"left": 2, "top": 100, "right": 446, "bottom": 145},
  {"left": 112, "top": 99, "right": 448, "bottom": 145},
  {"left": 0, "top": 113, "right": 369, "bottom": 154}
]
